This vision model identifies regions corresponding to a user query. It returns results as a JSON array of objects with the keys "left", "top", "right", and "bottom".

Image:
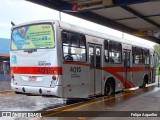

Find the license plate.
[{"left": 28, "top": 76, "right": 37, "bottom": 81}]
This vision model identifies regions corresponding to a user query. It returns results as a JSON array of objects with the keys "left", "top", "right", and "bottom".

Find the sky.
[{"left": 0, "top": 0, "right": 156, "bottom": 48}]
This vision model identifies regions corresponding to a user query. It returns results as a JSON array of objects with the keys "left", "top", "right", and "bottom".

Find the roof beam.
[
  {"left": 69, "top": 11, "right": 136, "bottom": 33},
  {"left": 113, "top": 0, "right": 150, "bottom": 6},
  {"left": 121, "top": 6, "right": 160, "bottom": 28},
  {"left": 61, "top": 0, "right": 151, "bottom": 11},
  {"left": 114, "top": 14, "right": 160, "bottom": 21}
]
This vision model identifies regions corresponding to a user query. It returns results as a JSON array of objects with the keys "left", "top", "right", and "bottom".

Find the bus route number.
[
  {"left": 70, "top": 67, "right": 81, "bottom": 73},
  {"left": 38, "top": 68, "right": 54, "bottom": 74}
]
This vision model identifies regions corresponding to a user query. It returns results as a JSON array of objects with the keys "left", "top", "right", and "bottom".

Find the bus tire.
[
  {"left": 142, "top": 79, "right": 147, "bottom": 88},
  {"left": 140, "top": 75, "right": 148, "bottom": 88},
  {"left": 104, "top": 82, "right": 114, "bottom": 96}
]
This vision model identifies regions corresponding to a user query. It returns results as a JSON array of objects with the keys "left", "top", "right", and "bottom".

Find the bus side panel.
[
  {"left": 62, "top": 64, "right": 89, "bottom": 98},
  {"left": 60, "top": 31, "right": 89, "bottom": 98}
]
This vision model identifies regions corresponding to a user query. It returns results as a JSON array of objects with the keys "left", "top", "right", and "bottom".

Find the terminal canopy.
[{"left": 27, "top": 0, "right": 160, "bottom": 44}]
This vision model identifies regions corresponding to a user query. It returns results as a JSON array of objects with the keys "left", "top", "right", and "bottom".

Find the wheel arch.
[{"left": 143, "top": 74, "right": 149, "bottom": 84}]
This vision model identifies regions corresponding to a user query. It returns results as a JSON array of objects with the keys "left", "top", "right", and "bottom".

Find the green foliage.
[
  {"left": 154, "top": 44, "right": 160, "bottom": 59},
  {"left": 156, "top": 67, "right": 160, "bottom": 75}
]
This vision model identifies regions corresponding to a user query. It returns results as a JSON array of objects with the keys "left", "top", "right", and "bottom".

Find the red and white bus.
[{"left": 10, "top": 20, "right": 156, "bottom": 98}]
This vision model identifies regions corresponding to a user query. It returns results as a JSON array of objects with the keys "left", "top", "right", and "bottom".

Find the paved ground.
[
  {"left": 0, "top": 92, "right": 64, "bottom": 111},
  {"left": 40, "top": 86, "right": 160, "bottom": 120},
  {"left": 0, "top": 77, "right": 159, "bottom": 120},
  {"left": 0, "top": 82, "right": 11, "bottom": 92},
  {"left": 0, "top": 92, "right": 65, "bottom": 120},
  {"left": 0, "top": 85, "right": 156, "bottom": 120}
]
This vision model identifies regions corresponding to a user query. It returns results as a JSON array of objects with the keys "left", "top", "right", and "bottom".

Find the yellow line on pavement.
[{"left": 42, "top": 88, "right": 147, "bottom": 117}]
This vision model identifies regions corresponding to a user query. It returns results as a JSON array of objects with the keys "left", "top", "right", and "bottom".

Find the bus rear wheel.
[
  {"left": 142, "top": 79, "right": 148, "bottom": 88},
  {"left": 139, "top": 75, "right": 148, "bottom": 88},
  {"left": 139, "top": 81, "right": 147, "bottom": 88},
  {"left": 104, "top": 82, "right": 114, "bottom": 96}
]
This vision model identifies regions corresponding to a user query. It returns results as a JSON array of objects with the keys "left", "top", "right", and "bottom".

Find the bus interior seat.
[
  {"left": 65, "top": 55, "right": 73, "bottom": 61},
  {"left": 110, "top": 58, "right": 114, "bottom": 62}
]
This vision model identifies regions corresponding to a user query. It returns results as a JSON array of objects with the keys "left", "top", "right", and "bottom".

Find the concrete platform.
[{"left": 41, "top": 86, "right": 160, "bottom": 120}]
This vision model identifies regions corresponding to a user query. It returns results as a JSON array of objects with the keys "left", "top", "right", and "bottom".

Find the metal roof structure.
[{"left": 27, "top": 0, "right": 160, "bottom": 44}]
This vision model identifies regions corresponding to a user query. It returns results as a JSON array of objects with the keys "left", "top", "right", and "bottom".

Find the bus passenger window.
[
  {"left": 110, "top": 57, "right": 114, "bottom": 62},
  {"left": 64, "top": 47, "right": 73, "bottom": 61},
  {"left": 70, "top": 33, "right": 79, "bottom": 47},
  {"left": 104, "top": 40, "right": 109, "bottom": 62},
  {"left": 79, "top": 34, "right": 86, "bottom": 48},
  {"left": 143, "top": 49, "right": 150, "bottom": 64},
  {"left": 62, "top": 31, "right": 69, "bottom": 45},
  {"left": 62, "top": 31, "right": 86, "bottom": 62},
  {"left": 132, "top": 46, "right": 143, "bottom": 64},
  {"left": 109, "top": 41, "right": 122, "bottom": 63}
]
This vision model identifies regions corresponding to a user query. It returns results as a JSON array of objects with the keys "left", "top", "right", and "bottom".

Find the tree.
[{"left": 154, "top": 44, "right": 160, "bottom": 60}]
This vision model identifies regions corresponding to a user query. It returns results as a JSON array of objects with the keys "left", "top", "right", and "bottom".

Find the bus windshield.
[{"left": 11, "top": 23, "right": 54, "bottom": 50}]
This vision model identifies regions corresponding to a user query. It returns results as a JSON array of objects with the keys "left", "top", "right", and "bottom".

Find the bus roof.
[
  {"left": 59, "top": 20, "right": 154, "bottom": 50},
  {"left": 11, "top": 19, "right": 154, "bottom": 50}
]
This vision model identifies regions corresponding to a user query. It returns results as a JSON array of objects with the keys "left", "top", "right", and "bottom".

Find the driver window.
[{"left": 62, "top": 30, "right": 86, "bottom": 62}]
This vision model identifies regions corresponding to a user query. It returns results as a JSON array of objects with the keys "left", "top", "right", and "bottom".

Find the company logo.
[
  {"left": 1, "top": 112, "right": 42, "bottom": 118},
  {"left": 38, "top": 61, "right": 51, "bottom": 66}
]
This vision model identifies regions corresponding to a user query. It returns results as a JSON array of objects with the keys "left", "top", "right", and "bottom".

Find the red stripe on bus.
[
  {"left": 11, "top": 67, "right": 62, "bottom": 75},
  {"left": 101, "top": 67, "right": 150, "bottom": 73},
  {"left": 111, "top": 72, "right": 134, "bottom": 88},
  {"left": 101, "top": 67, "right": 134, "bottom": 88},
  {"left": 129, "top": 67, "right": 151, "bottom": 72},
  {"left": 101, "top": 66, "right": 151, "bottom": 88},
  {"left": 62, "top": 62, "right": 151, "bottom": 88}
]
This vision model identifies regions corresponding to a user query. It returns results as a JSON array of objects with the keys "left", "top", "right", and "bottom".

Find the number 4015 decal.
[{"left": 70, "top": 67, "right": 81, "bottom": 73}]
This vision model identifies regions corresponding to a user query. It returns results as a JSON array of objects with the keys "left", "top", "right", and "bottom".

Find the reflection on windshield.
[{"left": 11, "top": 24, "right": 54, "bottom": 50}]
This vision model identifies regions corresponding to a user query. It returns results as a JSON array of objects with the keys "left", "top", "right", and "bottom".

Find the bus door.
[
  {"left": 88, "top": 44, "right": 102, "bottom": 95},
  {"left": 123, "top": 49, "right": 133, "bottom": 88}
]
